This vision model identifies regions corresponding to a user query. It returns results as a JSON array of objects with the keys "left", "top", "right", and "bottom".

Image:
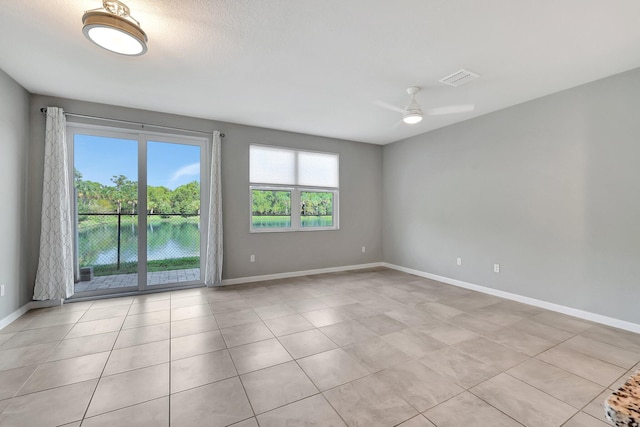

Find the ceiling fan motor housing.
[{"left": 403, "top": 86, "right": 424, "bottom": 124}]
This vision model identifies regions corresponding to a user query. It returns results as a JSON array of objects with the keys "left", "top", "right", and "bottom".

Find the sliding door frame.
[{"left": 67, "top": 122, "right": 210, "bottom": 298}]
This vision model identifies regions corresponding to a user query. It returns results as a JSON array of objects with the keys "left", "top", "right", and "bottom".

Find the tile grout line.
[
  {"left": 211, "top": 298, "right": 259, "bottom": 425},
  {"left": 271, "top": 301, "right": 441, "bottom": 426},
  {"left": 168, "top": 293, "right": 173, "bottom": 427},
  {"left": 79, "top": 299, "right": 133, "bottom": 424},
  {"left": 272, "top": 310, "right": 351, "bottom": 427},
  {"left": 434, "top": 312, "right": 605, "bottom": 425},
  {"left": 0, "top": 303, "right": 99, "bottom": 418},
  {"left": 220, "top": 298, "right": 357, "bottom": 424},
  {"left": 462, "top": 387, "right": 528, "bottom": 427},
  {"left": 461, "top": 324, "right": 608, "bottom": 426}
]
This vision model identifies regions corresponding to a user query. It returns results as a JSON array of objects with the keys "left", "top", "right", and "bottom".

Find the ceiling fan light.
[
  {"left": 82, "top": 2, "right": 147, "bottom": 56},
  {"left": 403, "top": 111, "right": 423, "bottom": 124}
]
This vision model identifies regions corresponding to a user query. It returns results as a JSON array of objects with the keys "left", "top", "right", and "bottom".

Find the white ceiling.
[{"left": 1, "top": 1, "right": 640, "bottom": 145}]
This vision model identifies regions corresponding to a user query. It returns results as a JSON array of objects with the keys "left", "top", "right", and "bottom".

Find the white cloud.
[{"left": 170, "top": 162, "right": 200, "bottom": 182}]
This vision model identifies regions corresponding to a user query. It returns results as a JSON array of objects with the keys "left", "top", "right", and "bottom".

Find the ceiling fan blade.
[
  {"left": 425, "top": 104, "right": 475, "bottom": 116},
  {"left": 374, "top": 100, "right": 406, "bottom": 114}
]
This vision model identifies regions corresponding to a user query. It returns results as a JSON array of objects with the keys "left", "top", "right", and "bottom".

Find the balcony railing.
[{"left": 76, "top": 212, "right": 200, "bottom": 278}]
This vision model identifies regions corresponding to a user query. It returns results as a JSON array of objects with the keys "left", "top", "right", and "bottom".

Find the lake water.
[
  {"left": 252, "top": 215, "right": 333, "bottom": 229},
  {"left": 78, "top": 220, "right": 200, "bottom": 266}
]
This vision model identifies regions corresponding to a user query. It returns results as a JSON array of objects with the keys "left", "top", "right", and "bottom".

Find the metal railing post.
[{"left": 117, "top": 211, "right": 122, "bottom": 270}]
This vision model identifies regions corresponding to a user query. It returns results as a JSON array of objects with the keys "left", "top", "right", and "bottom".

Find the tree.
[
  {"left": 252, "top": 190, "right": 269, "bottom": 215},
  {"left": 251, "top": 190, "right": 291, "bottom": 216},
  {"left": 110, "top": 175, "right": 138, "bottom": 213},
  {"left": 74, "top": 169, "right": 112, "bottom": 213},
  {"left": 301, "top": 192, "right": 332, "bottom": 216},
  {"left": 171, "top": 181, "right": 200, "bottom": 214},
  {"left": 148, "top": 186, "right": 172, "bottom": 214},
  {"left": 73, "top": 172, "right": 203, "bottom": 216},
  {"left": 273, "top": 191, "right": 290, "bottom": 215},
  {"left": 74, "top": 168, "right": 83, "bottom": 186}
]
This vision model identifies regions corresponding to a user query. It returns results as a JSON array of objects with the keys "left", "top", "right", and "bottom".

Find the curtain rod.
[{"left": 39, "top": 108, "right": 225, "bottom": 138}]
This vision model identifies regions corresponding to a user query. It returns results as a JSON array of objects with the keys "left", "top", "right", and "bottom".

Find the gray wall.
[
  {"left": 383, "top": 68, "right": 640, "bottom": 324},
  {"left": 0, "top": 69, "right": 30, "bottom": 320},
  {"left": 27, "top": 95, "right": 383, "bottom": 297}
]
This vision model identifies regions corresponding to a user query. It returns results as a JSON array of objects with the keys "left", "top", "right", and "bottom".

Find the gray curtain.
[
  {"left": 204, "top": 131, "right": 223, "bottom": 286},
  {"left": 34, "top": 107, "right": 74, "bottom": 300}
]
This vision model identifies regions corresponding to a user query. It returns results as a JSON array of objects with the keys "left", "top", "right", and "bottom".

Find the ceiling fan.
[{"left": 375, "top": 86, "right": 475, "bottom": 125}]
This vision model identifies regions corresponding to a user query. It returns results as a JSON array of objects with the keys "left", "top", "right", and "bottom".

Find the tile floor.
[{"left": 0, "top": 267, "right": 638, "bottom": 426}]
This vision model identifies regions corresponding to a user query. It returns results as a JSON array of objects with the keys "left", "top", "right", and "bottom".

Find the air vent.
[{"left": 439, "top": 69, "right": 480, "bottom": 87}]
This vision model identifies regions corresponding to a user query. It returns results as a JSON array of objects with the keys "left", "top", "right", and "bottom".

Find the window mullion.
[
  {"left": 294, "top": 151, "right": 300, "bottom": 186},
  {"left": 293, "top": 151, "right": 300, "bottom": 229},
  {"left": 291, "top": 188, "right": 301, "bottom": 230},
  {"left": 137, "top": 134, "right": 148, "bottom": 291}
]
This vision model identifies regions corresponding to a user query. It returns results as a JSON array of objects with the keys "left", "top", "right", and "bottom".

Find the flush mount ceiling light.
[
  {"left": 82, "top": 0, "right": 148, "bottom": 56},
  {"left": 402, "top": 86, "right": 424, "bottom": 124}
]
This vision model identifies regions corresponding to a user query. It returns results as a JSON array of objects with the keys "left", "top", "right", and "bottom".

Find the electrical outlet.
[
  {"left": 362, "top": 246, "right": 366, "bottom": 253},
  {"left": 250, "top": 255, "right": 255, "bottom": 263},
  {"left": 456, "top": 257, "right": 462, "bottom": 266},
  {"left": 494, "top": 264, "right": 500, "bottom": 273},
  {"left": 0, "top": 284, "right": 4, "bottom": 297}
]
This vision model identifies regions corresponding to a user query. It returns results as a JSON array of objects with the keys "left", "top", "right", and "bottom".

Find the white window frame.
[{"left": 249, "top": 144, "right": 339, "bottom": 233}]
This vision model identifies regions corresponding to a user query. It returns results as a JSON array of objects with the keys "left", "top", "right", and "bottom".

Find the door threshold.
[{"left": 66, "top": 282, "right": 206, "bottom": 303}]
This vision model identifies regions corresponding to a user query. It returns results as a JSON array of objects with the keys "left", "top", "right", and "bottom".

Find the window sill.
[{"left": 250, "top": 227, "right": 339, "bottom": 233}]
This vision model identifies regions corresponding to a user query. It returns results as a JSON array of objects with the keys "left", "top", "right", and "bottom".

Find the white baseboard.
[
  {"left": 29, "top": 299, "right": 64, "bottom": 309},
  {"left": 221, "top": 262, "right": 384, "bottom": 286},
  {"left": 382, "top": 263, "right": 640, "bottom": 334},
  {"left": 6, "top": 264, "right": 637, "bottom": 335},
  {"left": 0, "top": 299, "right": 64, "bottom": 331},
  {"left": 0, "top": 303, "right": 31, "bottom": 331}
]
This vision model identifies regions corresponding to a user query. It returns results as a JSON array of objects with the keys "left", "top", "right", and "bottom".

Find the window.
[{"left": 250, "top": 145, "right": 339, "bottom": 232}]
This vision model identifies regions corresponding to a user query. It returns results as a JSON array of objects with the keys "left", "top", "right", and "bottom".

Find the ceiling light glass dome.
[{"left": 82, "top": 1, "right": 148, "bottom": 56}]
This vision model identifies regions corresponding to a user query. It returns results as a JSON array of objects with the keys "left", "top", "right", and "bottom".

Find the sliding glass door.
[
  {"left": 146, "top": 139, "right": 202, "bottom": 287},
  {"left": 69, "top": 125, "right": 207, "bottom": 296},
  {"left": 72, "top": 132, "right": 140, "bottom": 294}
]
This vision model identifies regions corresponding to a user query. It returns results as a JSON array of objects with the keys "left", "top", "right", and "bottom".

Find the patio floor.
[{"left": 74, "top": 268, "right": 201, "bottom": 292}]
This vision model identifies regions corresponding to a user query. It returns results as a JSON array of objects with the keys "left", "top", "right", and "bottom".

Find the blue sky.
[{"left": 74, "top": 135, "right": 201, "bottom": 190}]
